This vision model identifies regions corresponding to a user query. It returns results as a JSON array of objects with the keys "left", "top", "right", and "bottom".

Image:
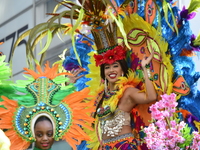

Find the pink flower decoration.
[{"left": 144, "top": 93, "right": 200, "bottom": 150}]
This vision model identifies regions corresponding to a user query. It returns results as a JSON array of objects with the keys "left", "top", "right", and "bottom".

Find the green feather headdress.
[{"left": 0, "top": 62, "right": 95, "bottom": 150}]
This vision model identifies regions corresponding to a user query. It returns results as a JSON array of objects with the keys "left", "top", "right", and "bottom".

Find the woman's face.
[
  {"left": 104, "top": 61, "right": 123, "bottom": 84},
  {"left": 34, "top": 120, "right": 54, "bottom": 150}
]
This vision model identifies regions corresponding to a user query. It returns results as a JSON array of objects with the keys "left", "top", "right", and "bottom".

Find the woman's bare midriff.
[{"left": 102, "top": 125, "right": 132, "bottom": 140}]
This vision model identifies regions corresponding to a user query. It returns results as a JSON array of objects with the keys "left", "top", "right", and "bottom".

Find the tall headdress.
[
  {"left": 92, "top": 22, "right": 127, "bottom": 66},
  {"left": 0, "top": 62, "right": 95, "bottom": 150}
]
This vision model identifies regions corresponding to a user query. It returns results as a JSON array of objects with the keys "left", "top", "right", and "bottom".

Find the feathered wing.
[
  {"left": 61, "top": 88, "right": 95, "bottom": 150},
  {"left": 117, "top": 12, "right": 173, "bottom": 126},
  {"left": 0, "top": 96, "right": 31, "bottom": 150}
]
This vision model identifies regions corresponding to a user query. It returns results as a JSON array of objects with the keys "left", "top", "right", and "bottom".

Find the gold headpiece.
[{"left": 91, "top": 23, "right": 118, "bottom": 54}]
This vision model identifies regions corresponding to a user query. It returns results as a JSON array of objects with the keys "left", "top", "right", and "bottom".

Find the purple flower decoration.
[
  {"left": 187, "top": 114, "right": 199, "bottom": 131},
  {"left": 180, "top": 6, "right": 196, "bottom": 20},
  {"left": 187, "top": 114, "right": 199, "bottom": 124},
  {"left": 190, "top": 34, "right": 200, "bottom": 52},
  {"left": 166, "top": 0, "right": 173, "bottom": 3}
]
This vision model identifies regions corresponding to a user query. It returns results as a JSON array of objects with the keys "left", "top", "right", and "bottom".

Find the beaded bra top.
[
  {"left": 97, "top": 105, "right": 131, "bottom": 137},
  {"left": 96, "top": 89, "right": 131, "bottom": 137}
]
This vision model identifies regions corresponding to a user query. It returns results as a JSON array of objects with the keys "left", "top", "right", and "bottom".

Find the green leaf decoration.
[
  {"left": 38, "top": 30, "right": 52, "bottom": 55},
  {"left": 193, "top": 33, "right": 200, "bottom": 46},
  {"left": 162, "top": 0, "right": 178, "bottom": 34},
  {"left": 178, "top": 124, "right": 193, "bottom": 148},
  {"left": 12, "top": 22, "right": 68, "bottom": 68},
  {"left": 108, "top": 9, "right": 130, "bottom": 49},
  {"left": 70, "top": 8, "right": 85, "bottom": 66},
  {"left": 188, "top": 0, "right": 200, "bottom": 13},
  {"left": 167, "top": 2, "right": 178, "bottom": 35}
]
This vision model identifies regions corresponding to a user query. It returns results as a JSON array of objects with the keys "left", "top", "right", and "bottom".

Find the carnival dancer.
[
  {"left": 90, "top": 44, "right": 157, "bottom": 150},
  {"left": 63, "top": 28, "right": 157, "bottom": 150},
  {"left": 0, "top": 62, "right": 95, "bottom": 150}
]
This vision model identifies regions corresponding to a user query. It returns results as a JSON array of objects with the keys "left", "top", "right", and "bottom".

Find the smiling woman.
[
  {"left": 33, "top": 116, "right": 54, "bottom": 150},
  {"left": 90, "top": 49, "right": 157, "bottom": 149}
]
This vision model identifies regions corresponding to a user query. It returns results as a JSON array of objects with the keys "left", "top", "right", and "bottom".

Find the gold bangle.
[{"left": 146, "top": 68, "right": 153, "bottom": 81}]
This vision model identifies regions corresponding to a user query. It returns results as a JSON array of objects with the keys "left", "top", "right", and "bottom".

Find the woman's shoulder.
[
  {"left": 125, "top": 86, "right": 139, "bottom": 92},
  {"left": 123, "top": 86, "right": 139, "bottom": 96}
]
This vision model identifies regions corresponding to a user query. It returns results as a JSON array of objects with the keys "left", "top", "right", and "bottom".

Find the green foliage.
[
  {"left": 193, "top": 33, "right": 200, "bottom": 46},
  {"left": 188, "top": 0, "right": 200, "bottom": 13},
  {"left": 178, "top": 124, "right": 194, "bottom": 148}
]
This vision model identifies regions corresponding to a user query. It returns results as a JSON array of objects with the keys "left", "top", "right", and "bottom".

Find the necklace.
[{"left": 104, "top": 89, "right": 118, "bottom": 100}]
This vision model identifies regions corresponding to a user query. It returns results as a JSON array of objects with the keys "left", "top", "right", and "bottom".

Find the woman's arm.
[
  {"left": 127, "top": 50, "right": 157, "bottom": 104},
  {"left": 141, "top": 67, "right": 157, "bottom": 101}
]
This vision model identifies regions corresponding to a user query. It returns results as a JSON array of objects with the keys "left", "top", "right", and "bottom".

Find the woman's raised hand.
[
  {"left": 141, "top": 48, "right": 154, "bottom": 70},
  {"left": 67, "top": 68, "right": 85, "bottom": 84}
]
